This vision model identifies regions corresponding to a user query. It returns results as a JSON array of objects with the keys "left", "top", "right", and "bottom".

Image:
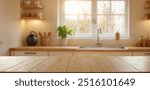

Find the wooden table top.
[{"left": 0, "top": 56, "right": 150, "bottom": 73}]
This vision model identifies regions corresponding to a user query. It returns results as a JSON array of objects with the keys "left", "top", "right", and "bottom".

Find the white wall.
[
  {"left": 25, "top": 0, "right": 58, "bottom": 46},
  {"left": 24, "top": 0, "right": 150, "bottom": 47},
  {"left": 0, "top": 0, "right": 23, "bottom": 55}
]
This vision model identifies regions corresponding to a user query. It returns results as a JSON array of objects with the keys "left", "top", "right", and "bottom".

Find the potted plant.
[{"left": 56, "top": 25, "right": 74, "bottom": 46}]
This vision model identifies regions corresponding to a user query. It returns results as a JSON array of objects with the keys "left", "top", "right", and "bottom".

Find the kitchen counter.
[
  {"left": 10, "top": 46, "right": 78, "bottom": 51},
  {"left": 9, "top": 46, "right": 150, "bottom": 56},
  {"left": 9, "top": 46, "right": 150, "bottom": 51},
  {"left": 0, "top": 56, "right": 150, "bottom": 72},
  {"left": 127, "top": 47, "right": 150, "bottom": 51}
]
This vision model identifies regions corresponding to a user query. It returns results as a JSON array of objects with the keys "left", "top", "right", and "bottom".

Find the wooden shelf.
[
  {"left": 21, "top": 16, "right": 44, "bottom": 20},
  {"left": 146, "top": 0, "right": 150, "bottom": 3},
  {"left": 21, "top": 5, "right": 44, "bottom": 9},
  {"left": 144, "top": 1, "right": 150, "bottom": 19},
  {"left": 145, "top": 6, "right": 150, "bottom": 9},
  {"left": 144, "top": 13, "right": 150, "bottom": 20},
  {"left": 144, "top": 17, "right": 150, "bottom": 20},
  {"left": 145, "top": 0, "right": 150, "bottom": 9},
  {"left": 20, "top": 0, "right": 45, "bottom": 20}
]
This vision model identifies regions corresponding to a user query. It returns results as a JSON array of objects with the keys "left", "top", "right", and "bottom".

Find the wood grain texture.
[
  {"left": 31, "top": 56, "right": 70, "bottom": 72},
  {"left": 0, "top": 56, "right": 150, "bottom": 72},
  {"left": 0, "top": 56, "right": 33, "bottom": 72},
  {"left": 88, "top": 56, "right": 138, "bottom": 72},
  {"left": 4, "top": 57, "right": 48, "bottom": 72},
  {"left": 118, "top": 56, "right": 150, "bottom": 72},
  {"left": 67, "top": 56, "right": 91, "bottom": 72}
]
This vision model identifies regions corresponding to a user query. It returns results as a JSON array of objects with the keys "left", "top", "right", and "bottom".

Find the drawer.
[
  {"left": 12, "top": 51, "right": 49, "bottom": 56},
  {"left": 133, "top": 52, "right": 150, "bottom": 56}
]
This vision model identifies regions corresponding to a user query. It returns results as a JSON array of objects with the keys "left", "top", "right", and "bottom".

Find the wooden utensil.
[
  {"left": 48, "top": 32, "right": 51, "bottom": 37},
  {"left": 38, "top": 32, "right": 43, "bottom": 38},
  {"left": 44, "top": 32, "right": 46, "bottom": 37}
]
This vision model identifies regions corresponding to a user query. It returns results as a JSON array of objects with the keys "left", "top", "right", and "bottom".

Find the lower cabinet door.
[
  {"left": 133, "top": 52, "right": 150, "bottom": 56},
  {"left": 11, "top": 51, "right": 49, "bottom": 56}
]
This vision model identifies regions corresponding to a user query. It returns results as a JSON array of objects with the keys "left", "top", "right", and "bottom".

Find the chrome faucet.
[{"left": 96, "top": 28, "right": 102, "bottom": 47}]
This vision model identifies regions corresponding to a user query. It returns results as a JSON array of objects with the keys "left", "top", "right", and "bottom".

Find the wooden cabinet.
[
  {"left": 10, "top": 49, "right": 74, "bottom": 56},
  {"left": 11, "top": 51, "right": 49, "bottom": 56},
  {"left": 145, "top": 0, "right": 150, "bottom": 9},
  {"left": 9, "top": 47, "right": 150, "bottom": 56},
  {"left": 49, "top": 51, "right": 74, "bottom": 56},
  {"left": 74, "top": 51, "right": 132, "bottom": 56},
  {"left": 133, "top": 52, "right": 150, "bottom": 56},
  {"left": 11, "top": 50, "right": 74, "bottom": 56},
  {"left": 144, "top": 0, "right": 150, "bottom": 19},
  {"left": 21, "top": 0, "right": 44, "bottom": 19}
]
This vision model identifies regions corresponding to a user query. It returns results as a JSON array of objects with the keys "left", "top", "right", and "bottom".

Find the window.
[{"left": 58, "top": 0, "right": 129, "bottom": 39}]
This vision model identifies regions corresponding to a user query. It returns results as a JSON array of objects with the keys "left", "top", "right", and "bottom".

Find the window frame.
[{"left": 57, "top": 0, "right": 130, "bottom": 39}]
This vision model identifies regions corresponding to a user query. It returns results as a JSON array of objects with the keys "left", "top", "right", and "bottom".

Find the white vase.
[{"left": 59, "top": 39, "right": 68, "bottom": 46}]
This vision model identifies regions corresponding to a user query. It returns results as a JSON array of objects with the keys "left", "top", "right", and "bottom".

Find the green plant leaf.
[{"left": 56, "top": 25, "right": 74, "bottom": 39}]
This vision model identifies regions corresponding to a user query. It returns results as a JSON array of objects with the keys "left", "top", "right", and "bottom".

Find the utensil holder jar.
[{"left": 40, "top": 37, "right": 50, "bottom": 46}]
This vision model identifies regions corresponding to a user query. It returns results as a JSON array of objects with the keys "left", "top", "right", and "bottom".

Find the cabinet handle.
[
  {"left": 24, "top": 52, "right": 36, "bottom": 54},
  {"left": 144, "top": 53, "right": 150, "bottom": 56}
]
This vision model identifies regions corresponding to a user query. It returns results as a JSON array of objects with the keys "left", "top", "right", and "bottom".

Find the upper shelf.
[
  {"left": 145, "top": 6, "right": 150, "bottom": 9},
  {"left": 144, "top": 1, "right": 150, "bottom": 19},
  {"left": 21, "top": 5, "right": 44, "bottom": 9},
  {"left": 20, "top": 0, "right": 44, "bottom": 20},
  {"left": 145, "top": 1, "right": 150, "bottom": 9},
  {"left": 21, "top": 16, "right": 44, "bottom": 20}
]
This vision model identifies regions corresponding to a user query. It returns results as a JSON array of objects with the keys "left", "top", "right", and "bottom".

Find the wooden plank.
[
  {"left": 0, "top": 56, "right": 33, "bottom": 71},
  {"left": 4, "top": 57, "right": 48, "bottom": 72},
  {"left": 119, "top": 56, "right": 150, "bottom": 72},
  {"left": 88, "top": 56, "right": 138, "bottom": 72},
  {"left": 88, "top": 56, "right": 113, "bottom": 72},
  {"left": 0, "top": 56, "right": 150, "bottom": 72},
  {"left": 21, "top": 5, "right": 44, "bottom": 9},
  {"left": 67, "top": 56, "right": 91, "bottom": 72},
  {"left": 31, "top": 56, "right": 70, "bottom": 72}
]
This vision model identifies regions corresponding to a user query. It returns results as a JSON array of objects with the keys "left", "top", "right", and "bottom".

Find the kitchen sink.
[{"left": 78, "top": 46, "right": 128, "bottom": 50}]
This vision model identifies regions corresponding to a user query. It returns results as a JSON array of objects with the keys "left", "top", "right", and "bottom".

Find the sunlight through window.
[{"left": 59, "top": 0, "right": 129, "bottom": 39}]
